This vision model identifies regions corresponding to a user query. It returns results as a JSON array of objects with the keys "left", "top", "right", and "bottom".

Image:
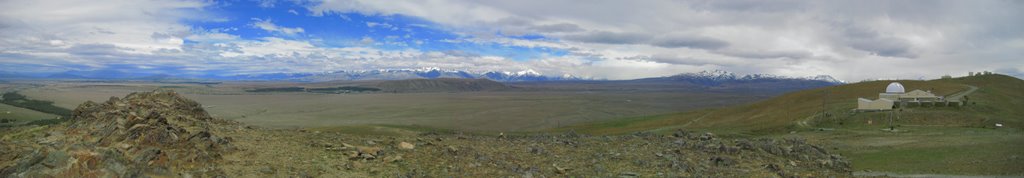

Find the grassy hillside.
[
  {"left": 557, "top": 74, "right": 1024, "bottom": 175},
  {"left": 561, "top": 74, "right": 1022, "bottom": 135}
]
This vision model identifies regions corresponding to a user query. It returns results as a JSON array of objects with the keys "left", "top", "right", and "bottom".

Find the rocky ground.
[{"left": 1, "top": 91, "right": 851, "bottom": 177}]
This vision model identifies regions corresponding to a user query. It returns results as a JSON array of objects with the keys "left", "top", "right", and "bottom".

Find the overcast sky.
[{"left": 1, "top": 0, "right": 1022, "bottom": 81}]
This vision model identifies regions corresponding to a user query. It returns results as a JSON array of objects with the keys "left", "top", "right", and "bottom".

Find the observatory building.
[{"left": 857, "top": 82, "right": 948, "bottom": 111}]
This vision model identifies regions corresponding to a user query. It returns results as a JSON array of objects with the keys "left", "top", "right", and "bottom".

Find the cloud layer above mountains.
[{"left": 1, "top": 0, "right": 1021, "bottom": 80}]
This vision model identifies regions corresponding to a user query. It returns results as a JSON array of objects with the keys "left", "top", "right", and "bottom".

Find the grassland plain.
[
  {"left": 556, "top": 74, "right": 1024, "bottom": 176},
  {"left": 12, "top": 80, "right": 767, "bottom": 132}
]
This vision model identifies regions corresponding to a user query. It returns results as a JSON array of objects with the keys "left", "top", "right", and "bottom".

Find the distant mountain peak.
[
  {"left": 664, "top": 70, "right": 845, "bottom": 84},
  {"left": 804, "top": 75, "right": 845, "bottom": 84},
  {"left": 21, "top": 68, "right": 841, "bottom": 84},
  {"left": 508, "top": 69, "right": 542, "bottom": 76},
  {"left": 213, "top": 68, "right": 584, "bottom": 82}
]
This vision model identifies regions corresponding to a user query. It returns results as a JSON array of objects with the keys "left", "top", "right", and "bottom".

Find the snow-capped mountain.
[
  {"left": 218, "top": 68, "right": 588, "bottom": 82},
  {"left": 641, "top": 70, "right": 845, "bottom": 85},
  {"left": 634, "top": 70, "right": 843, "bottom": 89},
  {"left": 802, "top": 75, "right": 845, "bottom": 84},
  {"left": 624, "top": 70, "right": 844, "bottom": 94},
  {"left": 19, "top": 68, "right": 840, "bottom": 84}
]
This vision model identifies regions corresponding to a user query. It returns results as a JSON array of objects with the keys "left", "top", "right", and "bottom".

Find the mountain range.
[{"left": 1, "top": 68, "right": 843, "bottom": 84}]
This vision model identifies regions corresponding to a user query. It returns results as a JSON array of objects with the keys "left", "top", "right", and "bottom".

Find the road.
[{"left": 946, "top": 85, "right": 978, "bottom": 101}]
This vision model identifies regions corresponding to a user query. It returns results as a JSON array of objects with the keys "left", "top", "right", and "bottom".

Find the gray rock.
[
  {"left": 41, "top": 150, "right": 68, "bottom": 168},
  {"left": 259, "top": 166, "right": 276, "bottom": 174},
  {"left": 699, "top": 132, "right": 715, "bottom": 141},
  {"left": 618, "top": 171, "right": 640, "bottom": 178}
]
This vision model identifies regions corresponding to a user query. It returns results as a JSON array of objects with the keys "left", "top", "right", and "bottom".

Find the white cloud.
[
  {"left": 307, "top": 0, "right": 1024, "bottom": 81},
  {"left": 251, "top": 18, "right": 306, "bottom": 35},
  {"left": 365, "top": 22, "right": 392, "bottom": 28},
  {"left": 1, "top": 0, "right": 1022, "bottom": 81},
  {"left": 0, "top": 0, "right": 210, "bottom": 55},
  {"left": 359, "top": 36, "right": 375, "bottom": 45}
]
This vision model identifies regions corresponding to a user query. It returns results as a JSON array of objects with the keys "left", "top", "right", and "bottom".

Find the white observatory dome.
[{"left": 886, "top": 82, "right": 905, "bottom": 93}]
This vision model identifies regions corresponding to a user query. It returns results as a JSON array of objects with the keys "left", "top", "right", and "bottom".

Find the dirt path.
[
  {"left": 947, "top": 85, "right": 978, "bottom": 100},
  {"left": 797, "top": 114, "right": 819, "bottom": 127},
  {"left": 645, "top": 111, "right": 712, "bottom": 133},
  {"left": 681, "top": 111, "right": 713, "bottom": 128}
]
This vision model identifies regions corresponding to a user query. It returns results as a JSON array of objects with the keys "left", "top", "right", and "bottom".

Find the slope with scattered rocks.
[
  {"left": 1, "top": 90, "right": 851, "bottom": 177},
  {"left": 208, "top": 129, "right": 851, "bottom": 177}
]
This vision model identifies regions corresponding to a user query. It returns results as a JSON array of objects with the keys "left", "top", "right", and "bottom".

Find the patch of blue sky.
[
  {"left": 186, "top": 0, "right": 566, "bottom": 61},
  {"left": 188, "top": 1, "right": 457, "bottom": 47},
  {"left": 454, "top": 42, "right": 569, "bottom": 61},
  {"left": 505, "top": 34, "right": 548, "bottom": 40}
]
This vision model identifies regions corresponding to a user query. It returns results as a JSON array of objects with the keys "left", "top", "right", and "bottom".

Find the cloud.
[
  {"left": 258, "top": 0, "right": 277, "bottom": 8},
  {"left": 0, "top": 0, "right": 210, "bottom": 55},
  {"left": 66, "top": 44, "right": 124, "bottom": 56},
  {"left": 251, "top": 18, "right": 305, "bottom": 35},
  {"left": 359, "top": 36, "right": 375, "bottom": 45},
  {"left": 649, "top": 35, "right": 730, "bottom": 49},
  {"left": 622, "top": 55, "right": 714, "bottom": 66},
  {"left": 562, "top": 31, "right": 650, "bottom": 45},
  {"left": 847, "top": 37, "right": 916, "bottom": 58},
  {"left": 0, "top": 0, "right": 1022, "bottom": 81},
  {"left": 714, "top": 49, "right": 811, "bottom": 59},
  {"left": 528, "top": 23, "right": 583, "bottom": 33},
  {"left": 561, "top": 31, "right": 729, "bottom": 50},
  {"left": 303, "top": 0, "right": 1023, "bottom": 80},
  {"left": 365, "top": 22, "right": 392, "bottom": 28}
]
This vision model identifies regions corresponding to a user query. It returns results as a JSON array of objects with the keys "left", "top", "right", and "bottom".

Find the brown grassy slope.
[
  {"left": 694, "top": 80, "right": 967, "bottom": 132},
  {"left": 559, "top": 77, "right": 986, "bottom": 135},
  {"left": 939, "top": 74, "right": 1024, "bottom": 126}
]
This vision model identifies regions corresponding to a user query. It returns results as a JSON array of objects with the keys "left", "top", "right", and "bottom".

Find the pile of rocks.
[
  {"left": 674, "top": 129, "right": 852, "bottom": 176},
  {"left": 1, "top": 90, "right": 234, "bottom": 177}
]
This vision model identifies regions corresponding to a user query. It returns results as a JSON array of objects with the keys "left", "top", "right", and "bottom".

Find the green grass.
[
  {"left": 1, "top": 92, "right": 72, "bottom": 118},
  {"left": 850, "top": 140, "right": 1023, "bottom": 175},
  {"left": 0, "top": 103, "right": 59, "bottom": 126},
  {"left": 802, "top": 126, "right": 1024, "bottom": 175},
  {"left": 0, "top": 92, "right": 69, "bottom": 126}
]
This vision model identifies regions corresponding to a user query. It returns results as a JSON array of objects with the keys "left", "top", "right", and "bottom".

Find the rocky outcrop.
[{"left": 1, "top": 90, "right": 233, "bottom": 177}]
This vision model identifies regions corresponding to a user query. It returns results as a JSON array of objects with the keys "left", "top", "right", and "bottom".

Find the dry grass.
[{"left": 559, "top": 79, "right": 969, "bottom": 135}]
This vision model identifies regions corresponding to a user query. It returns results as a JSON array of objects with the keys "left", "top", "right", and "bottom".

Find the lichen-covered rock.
[{"left": 1, "top": 90, "right": 234, "bottom": 177}]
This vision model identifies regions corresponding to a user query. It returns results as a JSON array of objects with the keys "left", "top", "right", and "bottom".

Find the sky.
[{"left": 0, "top": 0, "right": 1022, "bottom": 81}]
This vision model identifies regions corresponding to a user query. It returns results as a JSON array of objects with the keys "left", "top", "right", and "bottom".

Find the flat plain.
[{"left": 8, "top": 80, "right": 766, "bottom": 131}]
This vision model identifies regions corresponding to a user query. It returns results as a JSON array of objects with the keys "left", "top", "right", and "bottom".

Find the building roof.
[{"left": 886, "top": 82, "right": 905, "bottom": 93}]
